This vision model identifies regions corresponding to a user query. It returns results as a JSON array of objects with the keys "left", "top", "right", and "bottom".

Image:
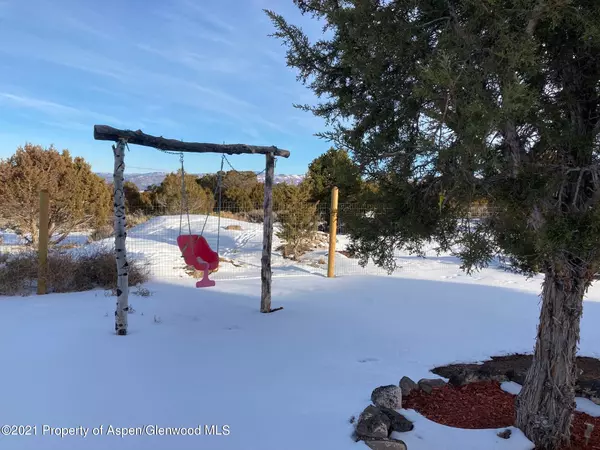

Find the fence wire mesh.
[
  {"left": 92, "top": 200, "right": 330, "bottom": 282},
  {"left": 331, "top": 202, "right": 499, "bottom": 277},
  {"left": 1, "top": 198, "right": 502, "bottom": 293}
]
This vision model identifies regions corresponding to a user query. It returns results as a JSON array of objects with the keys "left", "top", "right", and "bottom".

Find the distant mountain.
[{"left": 96, "top": 172, "right": 305, "bottom": 191}]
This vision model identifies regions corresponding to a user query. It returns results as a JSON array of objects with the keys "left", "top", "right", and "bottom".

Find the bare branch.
[
  {"left": 526, "top": 1, "right": 546, "bottom": 36},
  {"left": 572, "top": 169, "right": 585, "bottom": 208}
]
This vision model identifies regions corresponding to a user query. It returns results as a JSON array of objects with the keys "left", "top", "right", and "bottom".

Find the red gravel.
[{"left": 403, "top": 381, "right": 600, "bottom": 450}]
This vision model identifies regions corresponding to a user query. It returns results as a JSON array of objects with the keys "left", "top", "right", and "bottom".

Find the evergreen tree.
[
  {"left": 152, "top": 171, "right": 214, "bottom": 215},
  {"left": 276, "top": 183, "right": 319, "bottom": 260},
  {"left": 0, "top": 144, "right": 112, "bottom": 246},
  {"left": 305, "top": 147, "right": 363, "bottom": 205},
  {"left": 198, "top": 170, "right": 263, "bottom": 212},
  {"left": 123, "top": 181, "right": 151, "bottom": 214},
  {"left": 268, "top": 1, "right": 600, "bottom": 448},
  {"left": 222, "top": 170, "right": 262, "bottom": 212}
]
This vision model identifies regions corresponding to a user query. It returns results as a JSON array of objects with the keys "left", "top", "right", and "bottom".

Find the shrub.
[
  {"left": 0, "top": 251, "right": 38, "bottom": 295},
  {"left": 89, "top": 225, "right": 114, "bottom": 242},
  {"left": 69, "top": 246, "right": 149, "bottom": 291},
  {"left": 0, "top": 247, "right": 149, "bottom": 296},
  {"left": 243, "top": 209, "right": 266, "bottom": 224},
  {"left": 275, "top": 185, "right": 319, "bottom": 260},
  {"left": 0, "top": 144, "right": 112, "bottom": 247},
  {"left": 150, "top": 171, "right": 215, "bottom": 215},
  {"left": 127, "top": 210, "right": 151, "bottom": 228}
]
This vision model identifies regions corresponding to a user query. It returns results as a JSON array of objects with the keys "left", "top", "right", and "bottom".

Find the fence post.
[
  {"left": 327, "top": 186, "right": 339, "bottom": 278},
  {"left": 37, "top": 189, "right": 49, "bottom": 295}
]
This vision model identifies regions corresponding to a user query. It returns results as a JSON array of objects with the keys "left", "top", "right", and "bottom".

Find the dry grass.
[
  {"left": 0, "top": 246, "right": 149, "bottom": 296},
  {"left": 217, "top": 209, "right": 278, "bottom": 224},
  {"left": 276, "top": 231, "right": 329, "bottom": 261},
  {"left": 89, "top": 211, "right": 151, "bottom": 243},
  {"left": 89, "top": 225, "right": 114, "bottom": 242},
  {"left": 218, "top": 210, "right": 245, "bottom": 221},
  {"left": 127, "top": 210, "right": 151, "bottom": 228}
]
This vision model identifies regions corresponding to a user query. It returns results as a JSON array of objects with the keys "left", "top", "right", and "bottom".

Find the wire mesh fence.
[
  {"left": 332, "top": 202, "right": 501, "bottom": 277},
  {"left": 90, "top": 200, "right": 331, "bottom": 282},
  {"left": 0, "top": 198, "right": 502, "bottom": 292}
]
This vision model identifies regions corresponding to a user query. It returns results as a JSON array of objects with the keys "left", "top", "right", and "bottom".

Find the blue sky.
[{"left": 0, "top": 0, "right": 329, "bottom": 174}]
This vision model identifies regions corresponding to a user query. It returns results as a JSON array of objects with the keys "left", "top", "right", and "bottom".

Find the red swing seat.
[{"left": 177, "top": 235, "right": 219, "bottom": 288}]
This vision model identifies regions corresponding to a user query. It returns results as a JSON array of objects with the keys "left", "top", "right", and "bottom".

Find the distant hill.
[{"left": 96, "top": 172, "right": 305, "bottom": 191}]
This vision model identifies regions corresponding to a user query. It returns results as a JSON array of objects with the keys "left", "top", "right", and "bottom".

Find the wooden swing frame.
[{"left": 94, "top": 125, "right": 290, "bottom": 335}]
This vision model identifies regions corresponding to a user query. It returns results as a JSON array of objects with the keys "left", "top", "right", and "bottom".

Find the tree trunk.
[
  {"left": 261, "top": 152, "right": 275, "bottom": 313},
  {"left": 515, "top": 268, "right": 588, "bottom": 449},
  {"left": 30, "top": 219, "right": 38, "bottom": 248},
  {"left": 113, "top": 140, "right": 129, "bottom": 336}
]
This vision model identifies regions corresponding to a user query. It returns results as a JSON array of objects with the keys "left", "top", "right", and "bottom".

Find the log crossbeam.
[{"left": 94, "top": 125, "right": 291, "bottom": 158}]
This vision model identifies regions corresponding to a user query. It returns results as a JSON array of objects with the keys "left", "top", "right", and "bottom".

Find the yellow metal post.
[
  {"left": 327, "top": 187, "right": 339, "bottom": 278},
  {"left": 38, "top": 190, "right": 49, "bottom": 295}
]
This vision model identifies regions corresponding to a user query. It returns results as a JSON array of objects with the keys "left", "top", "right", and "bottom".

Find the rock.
[
  {"left": 446, "top": 367, "right": 508, "bottom": 386},
  {"left": 476, "top": 367, "right": 509, "bottom": 383},
  {"left": 432, "top": 363, "right": 480, "bottom": 380},
  {"left": 497, "top": 429, "right": 512, "bottom": 439},
  {"left": 576, "top": 380, "right": 600, "bottom": 405},
  {"left": 418, "top": 378, "right": 446, "bottom": 394},
  {"left": 399, "top": 376, "right": 418, "bottom": 396},
  {"left": 380, "top": 407, "right": 414, "bottom": 432},
  {"left": 505, "top": 369, "right": 527, "bottom": 385},
  {"left": 372, "top": 385, "right": 403, "bottom": 409},
  {"left": 448, "top": 369, "right": 479, "bottom": 387},
  {"left": 356, "top": 405, "right": 391, "bottom": 440},
  {"left": 364, "top": 438, "right": 408, "bottom": 450}
]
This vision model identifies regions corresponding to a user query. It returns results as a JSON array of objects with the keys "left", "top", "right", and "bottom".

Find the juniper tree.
[
  {"left": 151, "top": 171, "right": 215, "bottom": 215},
  {"left": 305, "top": 147, "right": 363, "bottom": 204},
  {"left": 198, "top": 170, "right": 263, "bottom": 212},
  {"left": 267, "top": 1, "right": 600, "bottom": 448},
  {"left": 0, "top": 144, "right": 111, "bottom": 246},
  {"left": 275, "top": 183, "right": 319, "bottom": 259}
]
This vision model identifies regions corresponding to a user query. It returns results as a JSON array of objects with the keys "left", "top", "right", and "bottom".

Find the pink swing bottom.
[
  {"left": 177, "top": 235, "right": 219, "bottom": 288},
  {"left": 195, "top": 261, "right": 216, "bottom": 288}
]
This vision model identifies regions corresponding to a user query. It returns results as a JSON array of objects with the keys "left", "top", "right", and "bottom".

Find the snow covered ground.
[
  {"left": 119, "top": 215, "right": 328, "bottom": 280},
  {"left": 1, "top": 215, "right": 600, "bottom": 450}
]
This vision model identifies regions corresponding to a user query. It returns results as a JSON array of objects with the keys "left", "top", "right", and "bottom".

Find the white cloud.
[
  {"left": 0, "top": 31, "right": 130, "bottom": 81},
  {"left": 61, "top": 16, "right": 113, "bottom": 41},
  {"left": 180, "top": 0, "right": 236, "bottom": 33},
  {"left": 0, "top": 92, "right": 124, "bottom": 126},
  {"left": 0, "top": 0, "right": 319, "bottom": 146},
  {"left": 0, "top": 93, "right": 81, "bottom": 115}
]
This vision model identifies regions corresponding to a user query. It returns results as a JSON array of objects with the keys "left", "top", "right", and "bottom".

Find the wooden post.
[
  {"left": 37, "top": 190, "right": 49, "bottom": 295},
  {"left": 113, "top": 140, "right": 129, "bottom": 335},
  {"left": 261, "top": 152, "right": 280, "bottom": 313},
  {"left": 327, "top": 187, "right": 339, "bottom": 278}
]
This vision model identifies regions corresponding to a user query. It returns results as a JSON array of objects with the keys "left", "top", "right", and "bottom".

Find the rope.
[
  {"left": 222, "top": 154, "right": 267, "bottom": 177},
  {"left": 200, "top": 155, "right": 225, "bottom": 238},
  {"left": 179, "top": 152, "right": 192, "bottom": 237},
  {"left": 216, "top": 155, "right": 225, "bottom": 253},
  {"left": 145, "top": 147, "right": 275, "bottom": 258}
]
